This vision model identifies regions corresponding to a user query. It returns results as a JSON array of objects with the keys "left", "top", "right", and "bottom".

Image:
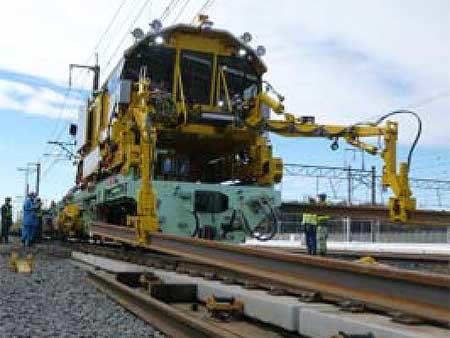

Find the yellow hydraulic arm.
[
  {"left": 127, "top": 69, "right": 159, "bottom": 244},
  {"left": 246, "top": 92, "right": 417, "bottom": 222}
]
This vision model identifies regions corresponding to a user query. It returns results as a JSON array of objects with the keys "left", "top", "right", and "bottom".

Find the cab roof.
[{"left": 124, "top": 24, "right": 267, "bottom": 74}]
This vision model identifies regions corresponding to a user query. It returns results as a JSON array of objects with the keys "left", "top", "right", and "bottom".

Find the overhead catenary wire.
[
  {"left": 408, "top": 90, "right": 450, "bottom": 109},
  {"left": 103, "top": 0, "right": 191, "bottom": 73},
  {"left": 39, "top": 69, "right": 90, "bottom": 158},
  {"left": 40, "top": 1, "right": 135, "bottom": 184},
  {"left": 411, "top": 161, "right": 450, "bottom": 172},
  {"left": 43, "top": 160, "right": 76, "bottom": 200},
  {"left": 172, "top": 0, "right": 191, "bottom": 24},
  {"left": 38, "top": 0, "right": 225, "bottom": 198},
  {"left": 88, "top": 0, "right": 129, "bottom": 61},
  {"left": 38, "top": 77, "right": 89, "bottom": 175},
  {"left": 160, "top": 0, "right": 182, "bottom": 22},
  {"left": 41, "top": 0, "right": 131, "bottom": 160},
  {"left": 99, "top": 0, "right": 143, "bottom": 67},
  {"left": 39, "top": 64, "right": 94, "bottom": 167},
  {"left": 42, "top": 0, "right": 159, "bottom": 181},
  {"left": 104, "top": 0, "right": 153, "bottom": 71},
  {"left": 190, "top": 0, "right": 215, "bottom": 23},
  {"left": 41, "top": 159, "right": 61, "bottom": 183},
  {"left": 51, "top": 0, "right": 182, "bottom": 149},
  {"left": 43, "top": 0, "right": 130, "bottom": 156},
  {"left": 41, "top": 0, "right": 219, "bottom": 187}
]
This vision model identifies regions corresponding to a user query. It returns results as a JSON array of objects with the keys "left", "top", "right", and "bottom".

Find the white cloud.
[
  {"left": 213, "top": 0, "right": 450, "bottom": 147},
  {"left": 0, "top": 0, "right": 448, "bottom": 146},
  {"left": 0, "top": 78, "right": 81, "bottom": 119}
]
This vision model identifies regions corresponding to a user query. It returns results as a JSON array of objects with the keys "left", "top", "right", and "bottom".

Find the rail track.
[
  {"left": 87, "top": 270, "right": 244, "bottom": 338},
  {"left": 88, "top": 222, "right": 450, "bottom": 326},
  {"left": 251, "top": 247, "right": 450, "bottom": 274},
  {"left": 263, "top": 247, "right": 450, "bottom": 262},
  {"left": 73, "top": 249, "right": 302, "bottom": 338}
]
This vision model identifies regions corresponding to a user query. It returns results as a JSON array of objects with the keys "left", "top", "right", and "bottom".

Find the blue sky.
[
  {"left": 0, "top": 0, "right": 449, "bottom": 213},
  {"left": 0, "top": 69, "right": 80, "bottom": 212}
]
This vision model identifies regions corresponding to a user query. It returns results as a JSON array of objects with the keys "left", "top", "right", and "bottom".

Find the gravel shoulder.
[{"left": 0, "top": 239, "right": 164, "bottom": 338}]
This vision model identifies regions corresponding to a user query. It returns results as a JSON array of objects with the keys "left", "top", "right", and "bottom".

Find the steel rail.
[
  {"left": 91, "top": 222, "right": 450, "bottom": 325},
  {"left": 88, "top": 269, "right": 242, "bottom": 338},
  {"left": 251, "top": 247, "right": 450, "bottom": 263},
  {"left": 318, "top": 250, "right": 450, "bottom": 263},
  {"left": 281, "top": 202, "right": 450, "bottom": 226}
]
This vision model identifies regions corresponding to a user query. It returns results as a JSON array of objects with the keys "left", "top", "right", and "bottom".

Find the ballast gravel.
[{"left": 0, "top": 241, "right": 165, "bottom": 338}]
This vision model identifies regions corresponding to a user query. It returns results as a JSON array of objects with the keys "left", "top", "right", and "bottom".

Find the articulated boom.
[{"left": 245, "top": 91, "right": 416, "bottom": 221}]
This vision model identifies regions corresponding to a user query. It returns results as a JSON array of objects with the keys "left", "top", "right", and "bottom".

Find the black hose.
[
  {"left": 191, "top": 211, "right": 200, "bottom": 237},
  {"left": 268, "top": 109, "right": 422, "bottom": 169},
  {"left": 255, "top": 202, "right": 278, "bottom": 241},
  {"left": 371, "top": 110, "right": 422, "bottom": 168},
  {"left": 220, "top": 209, "right": 237, "bottom": 240},
  {"left": 240, "top": 200, "right": 278, "bottom": 241}
]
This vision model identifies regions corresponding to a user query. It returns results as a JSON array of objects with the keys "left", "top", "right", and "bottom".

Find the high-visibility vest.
[
  {"left": 318, "top": 215, "right": 330, "bottom": 224},
  {"left": 302, "top": 213, "right": 318, "bottom": 225}
]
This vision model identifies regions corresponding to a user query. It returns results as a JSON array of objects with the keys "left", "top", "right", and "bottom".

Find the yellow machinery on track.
[{"left": 56, "top": 17, "right": 418, "bottom": 244}]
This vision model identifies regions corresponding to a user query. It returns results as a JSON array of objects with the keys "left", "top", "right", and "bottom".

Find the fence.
[{"left": 279, "top": 217, "right": 449, "bottom": 244}]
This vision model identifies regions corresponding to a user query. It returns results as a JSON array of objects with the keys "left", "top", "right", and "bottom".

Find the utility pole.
[
  {"left": 371, "top": 165, "right": 376, "bottom": 205},
  {"left": 343, "top": 217, "right": 351, "bottom": 242},
  {"left": 361, "top": 149, "right": 365, "bottom": 170},
  {"left": 344, "top": 148, "right": 365, "bottom": 170},
  {"left": 69, "top": 56, "right": 100, "bottom": 92},
  {"left": 14, "top": 195, "right": 24, "bottom": 221},
  {"left": 37, "top": 163, "right": 41, "bottom": 196},
  {"left": 17, "top": 167, "right": 31, "bottom": 196},
  {"left": 28, "top": 162, "right": 41, "bottom": 197},
  {"left": 346, "top": 165, "right": 352, "bottom": 205},
  {"left": 46, "top": 141, "right": 77, "bottom": 160}
]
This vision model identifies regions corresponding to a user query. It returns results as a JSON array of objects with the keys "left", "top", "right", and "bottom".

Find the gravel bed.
[{"left": 0, "top": 239, "right": 165, "bottom": 338}]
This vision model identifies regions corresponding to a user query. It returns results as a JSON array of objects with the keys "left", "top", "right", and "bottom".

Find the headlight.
[
  {"left": 238, "top": 48, "right": 247, "bottom": 57},
  {"left": 154, "top": 36, "right": 164, "bottom": 45}
]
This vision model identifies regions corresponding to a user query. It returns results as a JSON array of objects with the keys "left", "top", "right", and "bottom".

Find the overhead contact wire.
[{"left": 104, "top": 0, "right": 153, "bottom": 71}]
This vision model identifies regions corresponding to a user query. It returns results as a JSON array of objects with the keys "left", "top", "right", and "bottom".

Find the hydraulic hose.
[
  {"left": 240, "top": 199, "right": 279, "bottom": 241},
  {"left": 371, "top": 110, "right": 422, "bottom": 168},
  {"left": 191, "top": 211, "right": 200, "bottom": 237},
  {"left": 350, "top": 110, "right": 422, "bottom": 168}
]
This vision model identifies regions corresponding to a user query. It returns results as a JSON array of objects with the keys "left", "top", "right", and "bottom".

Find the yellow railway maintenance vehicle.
[{"left": 56, "top": 17, "right": 417, "bottom": 244}]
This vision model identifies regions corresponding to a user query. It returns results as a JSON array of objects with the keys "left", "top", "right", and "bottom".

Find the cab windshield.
[
  {"left": 123, "top": 46, "right": 175, "bottom": 93},
  {"left": 180, "top": 50, "right": 213, "bottom": 105},
  {"left": 218, "top": 55, "right": 260, "bottom": 100}
]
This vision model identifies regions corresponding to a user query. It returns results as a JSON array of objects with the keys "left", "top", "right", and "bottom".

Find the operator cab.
[
  {"left": 120, "top": 24, "right": 266, "bottom": 126},
  {"left": 92, "top": 25, "right": 274, "bottom": 184}
]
